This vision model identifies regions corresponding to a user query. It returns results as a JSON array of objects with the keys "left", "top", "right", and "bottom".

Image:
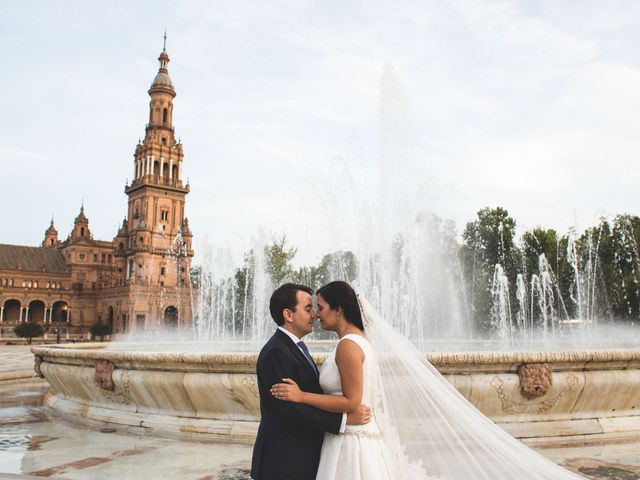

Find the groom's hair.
[{"left": 270, "top": 283, "right": 313, "bottom": 326}]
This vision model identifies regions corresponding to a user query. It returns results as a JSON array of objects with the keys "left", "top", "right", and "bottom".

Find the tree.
[
  {"left": 461, "top": 207, "right": 518, "bottom": 333},
  {"left": 607, "top": 215, "right": 640, "bottom": 321},
  {"left": 265, "top": 234, "right": 298, "bottom": 285},
  {"left": 569, "top": 219, "right": 614, "bottom": 321},
  {"left": 521, "top": 228, "right": 559, "bottom": 278},
  {"left": 13, "top": 323, "right": 44, "bottom": 344},
  {"left": 90, "top": 322, "right": 112, "bottom": 341},
  {"left": 227, "top": 247, "right": 263, "bottom": 338},
  {"left": 462, "top": 207, "right": 518, "bottom": 271},
  {"left": 555, "top": 234, "right": 575, "bottom": 318},
  {"left": 302, "top": 251, "right": 359, "bottom": 291},
  {"left": 616, "top": 215, "right": 640, "bottom": 320}
]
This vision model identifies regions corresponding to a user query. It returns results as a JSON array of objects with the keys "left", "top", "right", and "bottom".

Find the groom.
[{"left": 250, "top": 283, "right": 371, "bottom": 480}]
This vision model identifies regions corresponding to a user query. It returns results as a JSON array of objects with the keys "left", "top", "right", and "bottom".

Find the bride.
[{"left": 271, "top": 281, "right": 584, "bottom": 479}]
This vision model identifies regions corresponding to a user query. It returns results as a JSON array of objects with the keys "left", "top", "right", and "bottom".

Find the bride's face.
[{"left": 316, "top": 294, "right": 338, "bottom": 332}]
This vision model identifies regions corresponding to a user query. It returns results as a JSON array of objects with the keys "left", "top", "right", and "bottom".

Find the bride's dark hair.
[{"left": 316, "top": 281, "right": 364, "bottom": 331}]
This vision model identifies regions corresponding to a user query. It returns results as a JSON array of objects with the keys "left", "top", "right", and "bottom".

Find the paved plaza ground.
[
  {"left": 1, "top": 345, "right": 639, "bottom": 479},
  {"left": 0, "top": 346, "right": 40, "bottom": 382}
]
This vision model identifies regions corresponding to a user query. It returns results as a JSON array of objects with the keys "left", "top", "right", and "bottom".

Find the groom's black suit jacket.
[{"left": 251, "top": 328, "right": 342, "bottom": 480}]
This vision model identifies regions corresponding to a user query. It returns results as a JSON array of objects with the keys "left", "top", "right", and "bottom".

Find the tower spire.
[
  {"left": 43, "top": 215, "right": 59, "bottom": 247},
  {"left": 149, "top": 34, "right": 174, "bottom": 95},
  {"left": 130, "top": 42, "right": 186, "bottom": 190}
]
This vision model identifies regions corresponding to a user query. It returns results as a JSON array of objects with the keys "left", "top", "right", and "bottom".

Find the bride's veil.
[{"left": 357, "top": 294, "right": 583, "bottom": 479}]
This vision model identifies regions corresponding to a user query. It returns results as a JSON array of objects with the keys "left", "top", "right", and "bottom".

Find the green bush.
[
  {"left": 13, "top": 323, "right": 44, "bottom": 344},
  {"left": 90, "top": 323, "right": 112, "bottom": 341}
]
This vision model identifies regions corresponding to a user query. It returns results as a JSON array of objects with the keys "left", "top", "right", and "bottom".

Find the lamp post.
[
  {"left": 57, "top": 286, "right": 64, "bottom": 323},
  {"left": 55, "top": 285, "right": 70, "bottom": 341}
]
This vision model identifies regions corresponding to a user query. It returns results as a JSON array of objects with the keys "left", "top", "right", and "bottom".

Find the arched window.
[
  {"left": 153, "top": 161, "right": 160, "bottom": 177},
  {"left": 80, "top": 227, "right": 85, "bottom": 237},
  {"left": 2, "top": 299, "right": 21, "bottom": 322},
  {"left": 162, "top": 108, "right": 168, "bottom": 124},
  {"left": 51, "top": 301, "right": 69, "bottom": 323},
  {"left": 164, "top": 306, "right": 178, "bottom": 329},
  {"left": 107, "top": 306, "right": 114, "bottom": 330},
  {"left": 27, "top": 300, "right": 45, "bottom": 323}
]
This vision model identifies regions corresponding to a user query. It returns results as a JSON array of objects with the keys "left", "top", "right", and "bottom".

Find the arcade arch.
[
  {"left": 1, "top": 299, "right": 21, "bottom": 323},
  {"left": 164, "top": 306, "right": 178, "bottom": 329},
  {"left": 51, "top": 301, "right": 69, "bottom": 323},
  {"left": 107, "top": 306, "right": 114, "bottom": 330},
  {"left": 27, "top": 300, "right": 46, "bottom": 323}
]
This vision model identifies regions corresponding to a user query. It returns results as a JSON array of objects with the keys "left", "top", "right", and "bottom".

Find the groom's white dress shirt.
[{"left": 277, "top": 326, "right": 347, "bottom": 433}]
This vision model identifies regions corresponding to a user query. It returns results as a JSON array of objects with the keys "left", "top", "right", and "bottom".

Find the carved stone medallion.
[
  {"left": 94, "top": 359, "right": 115, "bottom": 391},
  {"left": 518, "top": 363, "right": 552, "bottom": 399}
]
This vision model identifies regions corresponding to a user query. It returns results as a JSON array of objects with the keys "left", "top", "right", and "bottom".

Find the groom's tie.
[{"left": 297, "top": 341, "right": 319, "bottom": 377}]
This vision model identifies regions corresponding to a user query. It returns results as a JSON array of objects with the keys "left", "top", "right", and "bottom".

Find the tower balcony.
[
  {"left": 125, "top": 175, "right": 190, "bottom": 194},
  {"left": 145, "top": 123, "right": 175, "bottom": 133}
]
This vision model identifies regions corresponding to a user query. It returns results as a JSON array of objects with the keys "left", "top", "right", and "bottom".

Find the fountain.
[
  {"left": 491, "top": 264, "right": 514, "bottom": 346},
  {"left": 30, "top": 221, "right": 640, "bottom": 448},
  {"left": 30, "top": 67, "right": 640, "bottom": 450},
  {"left": 31, "top": 339, "right": 640, "bottom": 447}
]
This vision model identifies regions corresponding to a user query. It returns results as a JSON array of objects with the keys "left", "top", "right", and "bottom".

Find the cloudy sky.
[{"left": 1, "top": 1, "right": 639, "bottom": 266}]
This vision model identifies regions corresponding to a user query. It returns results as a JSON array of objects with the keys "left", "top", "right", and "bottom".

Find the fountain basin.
[{"left": 31, "top": 344, "right": 640, "bottom": 447}]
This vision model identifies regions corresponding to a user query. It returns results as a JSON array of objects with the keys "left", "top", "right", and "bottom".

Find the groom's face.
[{"left": 284, "top": 290, "right": 315, "bottom": 338}]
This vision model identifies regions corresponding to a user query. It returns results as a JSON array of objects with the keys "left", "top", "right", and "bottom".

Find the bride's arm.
[{"left": 271, "top": 339, "right": 364, "bottom": 413}]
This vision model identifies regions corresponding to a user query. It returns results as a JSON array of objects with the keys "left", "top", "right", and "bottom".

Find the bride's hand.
[{"left": 271, "top": 378, "right": 303, "bottom": 403}]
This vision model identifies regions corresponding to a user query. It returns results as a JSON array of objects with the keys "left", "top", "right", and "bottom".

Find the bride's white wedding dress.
[
  {"left": 316, "top": 333, "right": 398, "bottom": 480},
  {"left": 313, "top": 295, "right": 584, "bottom": 480}
]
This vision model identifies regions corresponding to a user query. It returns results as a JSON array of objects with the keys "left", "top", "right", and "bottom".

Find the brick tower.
[{"left": 112, "top": 36, "right": 194, "bottom": 333}]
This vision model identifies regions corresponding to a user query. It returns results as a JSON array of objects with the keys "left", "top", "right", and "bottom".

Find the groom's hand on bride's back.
[{"left": 346, "top": 404, "right": 372, "bottom": 425}]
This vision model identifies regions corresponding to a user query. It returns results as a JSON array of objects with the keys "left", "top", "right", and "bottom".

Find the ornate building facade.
[{"left": 0, "top": 42, "right": 194, "bottom": 337}]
